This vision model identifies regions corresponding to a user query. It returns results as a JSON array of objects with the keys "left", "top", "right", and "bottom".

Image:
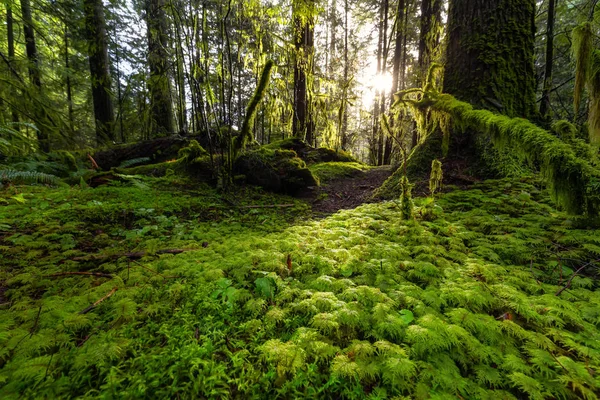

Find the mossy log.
[
  {"left": 92, "top": 135, "right": 189, "bottom": 170},
  {"left": 379, "top": 92, "right": 600, "bottom": 215},
  {"left": 234, "top": 148, "right": 318, "bottom": 194},
  {"left": 264, "top": 138, "right": 356, "bottom": 164}
]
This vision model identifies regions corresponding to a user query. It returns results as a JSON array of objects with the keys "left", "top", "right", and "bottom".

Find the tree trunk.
[
  {"left": 340, "top": 0, "right": 349, "bottom": 150},
  {"left": 64, "top": 26, "right": 75, "bottom": 138},
  {"left": 444, "top": 0, "right": 537, "bottom": 119},
  {"left": 384, "top": 0, "right": 405, "bottom": 165},
  {"left": 292, "top": 1, "right": 314, "bottom": 145},
  {"left": 6, "top": 4, "right": 19, "bottom": 125},
  {"left": 146, "top": 0, "right": 175, "bottom": 137},
  {"left": 20, "top": 0, "right": 50, "bottom": 152},
  {"left": 417, "top": 0, "right": 442, "bottom": 84},
  {"left": 84, "top": 0, "right": 116, "bottom": 145},
  {"left": 539, "top": 0, "right": 556, "bottom": 119}
]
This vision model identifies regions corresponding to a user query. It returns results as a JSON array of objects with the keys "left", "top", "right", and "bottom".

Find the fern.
[
  {"left": 118, "top": 157, "right": 152, "bottom": 168},
  {"left": 0, "top": 170, "right": 60, "bottom": 186}
]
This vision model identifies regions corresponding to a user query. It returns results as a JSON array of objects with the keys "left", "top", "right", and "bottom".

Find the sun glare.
[{"left": 361, "top": 72, "right": 393, "bottom": 107}]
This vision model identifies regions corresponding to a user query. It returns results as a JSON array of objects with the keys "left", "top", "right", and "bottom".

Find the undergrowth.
[{"left": 1, "top": 176, "right": 599, "bottom": 399}]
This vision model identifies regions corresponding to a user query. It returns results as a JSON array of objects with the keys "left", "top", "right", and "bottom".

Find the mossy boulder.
[
  {"left": 264, "top": 138, "right": 356, "bottom": 164},
  {"left": 235, "top": 148, "right": 318, "bottom": 193}
]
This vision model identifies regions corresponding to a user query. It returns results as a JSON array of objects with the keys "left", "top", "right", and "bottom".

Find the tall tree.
[
  {"left": 6, "top": 3, "right": 19, "bottom": 125},
  {"left": 84, "top": 0, "right": 116, "bottom": 145},
  {"left": 292, "top": 0, "right": 315, "bottom": 144},
  {"left": 539, "top": 0, "right": 557, "bottom": 119},
  {"left": 445, "top": 0, "right": 537, "bottom": 119},
  {"left": 384, "top": 0, "right": 405, "bottom": 164},
  {"left": 20, "top": 0, "right": 50, "bottom": 151},
  {"left": 417, "top": 0, "right": 442, "bottom": 83},
  {"left": 146, "top": 0, "right": 175, "bottom": 137}
]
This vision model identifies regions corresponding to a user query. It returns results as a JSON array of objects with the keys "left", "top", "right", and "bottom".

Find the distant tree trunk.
[
  {"left": 340, "top": 0, "right": 349, "bottom": 150},
  {"left": 378, "top": 0, "right": 389, "bottom": 166},
  {"left": 384, "top": 0, "right": 405, "bottom": 164},
  {"left": 84, "top": 0, "right": 116, "bottom": 145},
  {"left": 146, "top": 0, "right": 175, "bottom": 137},
  {"left": 292, "top": 1, "right": 314, "bottom": 144},
  {"left": 64, "top": 26, "right": 75, "bottom": 138},
  {"left": 445, "top": 0, "right": 537, "bottom": 119},
  {"left": 370, "top": 2, "right": 384, "bottom": 165},
  {"left": 417, "top": 0, "right": 443, "bottom": 84},
  {"left": 6, "top": 4, "right": 19, "bottom": 125},
  {"left": 539, "top": 0, "right": 556, "bottom": 119},
  {"left": 20, "top": 0, "right": 50, "bottom": 152}
]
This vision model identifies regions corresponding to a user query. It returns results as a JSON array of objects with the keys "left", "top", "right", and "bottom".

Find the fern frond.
[{"left": 0, "top": 170, "right": 60, "bottom": 186}]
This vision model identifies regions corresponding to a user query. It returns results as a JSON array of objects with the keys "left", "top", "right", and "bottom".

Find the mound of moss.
[
  {"left": 235, "top": 148, "right": 318, "bottom": 193},
  {"left": 309, "top": 162, "right": 371, "bottom": 184}
]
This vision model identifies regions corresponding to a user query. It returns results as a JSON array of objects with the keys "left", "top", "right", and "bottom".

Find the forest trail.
[{"left": 304, "top": 165, "right": 393, "bottom": 215}]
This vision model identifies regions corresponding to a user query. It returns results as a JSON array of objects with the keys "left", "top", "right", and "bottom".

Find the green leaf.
[
  {"left": 255, "top": 277, "right": 276, "bottom": 300},
  {"left": 399, "top": 310, "right": 414, "bottom": 325}
]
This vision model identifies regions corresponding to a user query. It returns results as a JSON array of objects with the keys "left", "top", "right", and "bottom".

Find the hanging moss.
[
  {"left": 572, "top": 22, "right": 593, "bottom": 115},
  {"left": 429, "top": 159, "right": 443, "bottom": 196},
  {"left": 400, "top": 175, "right": 414, "bottom": 220}
]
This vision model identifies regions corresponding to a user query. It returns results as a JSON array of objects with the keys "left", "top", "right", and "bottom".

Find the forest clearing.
[{"left": 1, "top": 0, "right": 600, "bottom": 398}]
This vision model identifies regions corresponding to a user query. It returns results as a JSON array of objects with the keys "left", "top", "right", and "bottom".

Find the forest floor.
[
  {"left": 1, "top": 172, "right": 600, "bottom": 399},
  {"left": 304, "top": 164, "right": 392, "bottom": 215}
]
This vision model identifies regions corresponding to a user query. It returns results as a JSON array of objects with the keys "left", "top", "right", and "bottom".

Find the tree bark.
[
  {"left": 20, "top": 0, "right": 50, "bottom": 152},
  {"left": 292, "top": 1, "right": 314, "bottom": 145},
  {"left": 384, "top": 0, "right": 405, "bottom": 165},
  {"left": 444, "top": 0, "right": 537, "bottom": 119},
  {"left": 84, "top": 0, "right": 116, "bottom": 145},
  {"left": 417, "top": 0, "right": 443, "bottom": 85},
  {"left": 146, "top": 0, "right": 175, "bottom": 137},
  {"left": 64, "top": 26, "right": 75, "bottom": 138},
  {"left": 6, "top": 4, "right": 19, "bottom": 125},
  {"left": 539, "top": 0, "right": 556, "bottom": 119}
]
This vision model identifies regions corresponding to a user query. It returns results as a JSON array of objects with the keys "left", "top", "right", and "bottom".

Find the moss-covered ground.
[{"left": 1, "top": 175, "right": 599, "bottom": 399}]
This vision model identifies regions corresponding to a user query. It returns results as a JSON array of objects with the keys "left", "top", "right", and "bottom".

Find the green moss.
[
  {"left": 264, "top": 138, "right": 356, "bottom": 164},
  {"left": 1, "top": 177, "right": 600, "bottom": 398},
  {"left": 309, "top": 162, "right": 370, "bottom": 183}
]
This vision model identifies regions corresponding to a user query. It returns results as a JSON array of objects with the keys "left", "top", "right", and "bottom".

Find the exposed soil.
[{"left": 301, "top": 166, "right": 393, "bottom": 215}]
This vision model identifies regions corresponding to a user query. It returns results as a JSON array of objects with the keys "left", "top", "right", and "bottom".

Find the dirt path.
[{"left": 301, "top": 166, "right": 393, "bottom": 216}]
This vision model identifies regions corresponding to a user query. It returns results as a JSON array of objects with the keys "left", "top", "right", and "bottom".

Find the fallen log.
[{"left": 92, "top": 135, "right": 189, "bottom": 170}]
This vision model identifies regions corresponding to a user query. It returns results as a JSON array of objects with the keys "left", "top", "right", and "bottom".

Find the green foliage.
[
  {"left": 118, "top": 157, "right": 152, "bottom": 169},
  {"left": 0, "top": 170, "right": 60, "bottom": 186},
  {"left": 1, "top": 175, "right": 600, "bottom": 398}
]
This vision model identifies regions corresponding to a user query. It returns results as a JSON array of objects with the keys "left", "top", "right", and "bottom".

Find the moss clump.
[
  {"left": 177, "top": 140, "right": 208, "bottom": 164},
  {"left": 551, "top": 120, "right": 578, "bottom": 140},
  {"left": 429, "top": 159, "right": 443, "bottom": 196},
  {"left": 309, "top": 162, "right": 369, "bottom": 183},
  {"left": 400, "top": 175, "right": 414, "bottom": 220},
  {"left": 235, "top": 148, "right": 318, "bottom": 193}
]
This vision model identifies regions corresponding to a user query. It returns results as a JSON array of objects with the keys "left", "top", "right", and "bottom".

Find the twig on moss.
[
  {"left": 555, "top": 259, "right": 600, "bottom": 296},
  {"left": 80, "top": 287, "right": 118, "bottom": 314}
]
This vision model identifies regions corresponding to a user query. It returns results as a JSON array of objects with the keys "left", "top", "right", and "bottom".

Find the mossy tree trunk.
[
  {"left": 444, "top": 0, "right": 537, "bottom": 119},
  {"left": 146, "top": 0, "right": 175, "bottom": 137},
  {"left": 84, "top": 0, "right": 116, "bottom": 145},
  {"left": 293, "top": 0, "right": 315, "bottom": 146},
  {"left": 20, "top": 0, "right": 50, "bottom": 152}
]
